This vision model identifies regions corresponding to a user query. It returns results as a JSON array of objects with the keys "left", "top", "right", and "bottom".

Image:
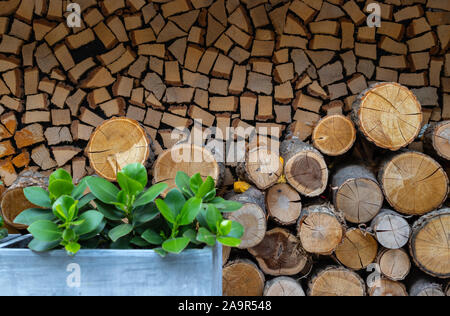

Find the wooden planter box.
[{"left": 0, "top": 235, "right": 222, "bottom": 296}]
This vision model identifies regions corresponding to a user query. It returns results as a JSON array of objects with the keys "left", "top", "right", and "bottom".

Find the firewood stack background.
[{"left": 0, "top": 0, "right": 448, "bottom": 296}]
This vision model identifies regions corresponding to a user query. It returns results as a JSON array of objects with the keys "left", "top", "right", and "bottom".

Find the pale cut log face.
[
  {"left": 433, "top": 122, "right": 450, "bottom": 160},
  {"left": 369, "top": 279, "right": 407, "bottom": 296},
  {"left": 358, "top": 83, "right": 422, "bottom": 151},
  {"left": 223, "top": 261, "right": 265, "bottom": 296},
  {"left": 374, "top": 214, "right": 411, "bottom": 249},
  {"left": 379, "top": 249, "right": 411, "bottom": 281},
  {"left": 335, "top": 229, "right": 378, "bottom": 270},
  {"left": 309, "top": 268, "right": 365, "bottom": 296},
  {"left": 266, "top": 183, "right": 302, "bottom": 225},
  {"left": 228, "top": 203, "right": 266, "bottom": 249},
  {"left": 412, "top": 213, "right": 450, "bottom": 277},
  {"left": 299, "top": 212, "right": 343, "bottom": 254},
  {"left": 87, "top": 117, "right": 149, "bottom": 181},
  {"left": 312, "top": 115, "right": 356, "bottom": 156},
  {"left": 264, "top": 277, "right": 305, "bottom": 296},
  {"left": 381, "top": 152, "right": 448, "bottom": 215}
]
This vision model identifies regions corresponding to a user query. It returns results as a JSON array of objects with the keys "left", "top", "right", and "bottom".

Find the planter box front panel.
[{"left": 0, "top": 236, "right": 222, "bottom": 296}]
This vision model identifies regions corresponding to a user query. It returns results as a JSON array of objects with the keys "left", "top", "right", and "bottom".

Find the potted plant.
[{"left": 0, "top": 164, "right": 243, "bottom": 296}]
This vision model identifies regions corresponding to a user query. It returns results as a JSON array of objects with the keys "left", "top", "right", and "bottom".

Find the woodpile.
[{"left": 0, "top": 0, "right": 447, "bottom": 297}]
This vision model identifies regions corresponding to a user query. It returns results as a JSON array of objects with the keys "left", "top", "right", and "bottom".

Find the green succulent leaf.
[
  {"left": 52, "top": 195, "right": 77, "bottom": 221},
  {"left": 217, "top": 236, "right": 241, "bottom": 247},
  {"left": 78, "top": 219, "right": 106, "bottom": 241},
  {"left": 218, "top": 220, "right": 233, "bottom": 236},
  {"left": 183, "top": 228, "right": 201, "bottom": 245},
  {"left": 48, "top": 180, "right": 75, "bottom": 200},
  {"left": 108, "top": 223, "right": 133, "bottom": 242},
  {"left": 178, "top": 197, "right": 202, "bottom": 226},
  {"left": 196, "top": 176, "right": 215, "bottom": 199},
  {"left": 23, "top": 187, "right": 52, "bottom": 208},
  {"left": 73, "top": 211, "right": 104, "bottom": 236},
  {"left": 86, "top": 177, "right": 119, "bottom": 204},
  {"left": 165, "top": 189, "right": 186, "bottom": 215},
  {"left": 117, "top": 172, "right": 144, "bottom": 197},
  {"left": 28, "top": 238, "right": 60, "bottom": 252},
  {"left": 189, "top": 173, "right": 203, "bottom": 194},
  {"left": 210, "top": 198, "right": 242, "bottom": 212},
  {"left": 130, "top": 236, "right": 150, "bottom": 247},
  {"left": 14, "top": 208, "right": 54, "bottom": 226},
  {"left": 162, "top": 237, "right": 190, "bottom": 254},
  {"left": 62, "top": 228, "right": 76, "bottom": 242},
  {"left": 196, "top": 227, "right": 216, "bottom": 246},
  {"left": 28, "top": 220, "right": 62, "bottom": 242},
  {"left": 78, "top": 193, "right": 96, "bottom": 209},
  {"left": 141, "top": 228, "right": 164, "bottom": 245},
  {"left": 205, "top": 204, "right": 222, "bottom": 233},
  {"left": 227, "top": 221, "right": 245, "bottom": 239},
  {"left": 134, "top": 182, "right": 168, "bottom": 207},
  {"left": 71, "top": 177, "right": 90, "bottom": 200},
  {"left": 65, "top": 242, "right": 81, "bottom": 255},
  {"left": 175, "top": 171, "right": 193, "bottom": 197},
  {"left": 155, "top": 199, "right": 176, "bottom": 224},
  {"left": 49, "top": 169, "right": 72, "bottom": 184},
  {"left": 96, "top": 200, "right": 125, "bottom": 221},
  {"left": 133, "top": 203, "right": 159, "bottom": 226},
  {"left": 120, "top": 163, "right": 148, "bottom": 188}
]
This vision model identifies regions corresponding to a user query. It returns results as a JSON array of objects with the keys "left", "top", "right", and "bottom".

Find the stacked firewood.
[{"left": 0, "top": 0, "right": 448, "bottom": 296}]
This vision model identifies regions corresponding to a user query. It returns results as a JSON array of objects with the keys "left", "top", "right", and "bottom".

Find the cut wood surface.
[
  {"left": 223, "top": 259, "right": 265, "bottom": 296},
  {"left": 424, "top": 120, "right": 450, "bottom": 160},
  {"left": 377, "top": 248, "right": 411, "bottom": 281},
  {"left": 331, "top": 164, "right": 383, "bottom": 224},
  {"left": 263, "top": 277, "right": 305, "bottom": 296},
  {"left": 368, "top": 278, "right": 408, "bottom": 296},
  {"left": 334, "top": 228, "right": 378, "bottom": 270},
  {"left": 409, "top": 209, "right": 450, "bottom": 278},
  {"left": 312, "top": 115, "right": 356, "bottom": 156},
  {"left": 86, "top": 117, "right": 152, "bottom": 181},
  {"left": 370, "top": 209, "right": 411, "bottom": 250},
  {"left": 379, "top": 152, "right": 448, "bottom": 215},
  {"left": 409, "top": 278, "right": 446, "bottom": 296},
  {"left": 248, "top": 228, "right": 310, "bottom": 276},
  {"left": 352, "top": 83, "right": 422, "bottom": 151},
  {"left": 265, "top": 183, "right": 301, "bottom": 226},
  {"left": 308, "top": 266, "right": 366, "bottom": 296}
]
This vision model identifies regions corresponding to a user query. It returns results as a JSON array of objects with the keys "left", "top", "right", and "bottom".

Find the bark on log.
[
  {"left": 222, "top": 246, "right": 231, "bottom": 266},
  {"left": 223, "top": 259, "right": 265, "bottom": 296},
  {"left": 265, "top": 183, "right": 301, "bottom": 226},
  {"left": 153, "top": 143, "right": 224, "bottom": 193},
  {"left": 280, "top": 137, "right": 328, "bottom": 197},
  {"left": 409, "top": 278, "right": 446, "bottom": 296},
  {"left": 296, "top": 203, "right": 345, "bottom": 255},
  {"left": 0, "top": 170, "right": 47, "bottom": 230},
  {"left": 236, "top": 145, "right": 283, "bottom": 190},
  {"left": 409, "top": 209, "right": 450, "bottom": 278},
  {"left": 334, "top": 228, "right": 378, "bottom": 270},
  {"left": 312, "top": 114, "right": 356, "bottom": 156},
  {"left": 248, "top": 228, "right": 311, "bottom": 276},
  {"left": 226, "top": 187, "right": 266, "bottom": 249},
  {"left": 368, "top": 278, "right": 408, "bottom": 296},
  {"left": 263, "top": 277, "right": 305, "bottom": 296},
  {"left": 370, "top": 209, "right": 411, "bottom": 250},
  {"left": 86, "top": 117, "right": 154, "bottom": 181},
  {"left": 424, "top": 121, "right": 450, "bottom": 160},
  {"left": 378, "top": 151, "right": 449, "bottom": 215},
  {"left": 352, "top": 82, "right": 422, "bottom": 151},
  {"left": 331, "top": 164, "right": 383, "bottom": 224},
  {"left": 377, "top": 248, "right": 411, "bottom": 281},
  {"left": 308, "top": 266, "right": 366, "bottom": 296}
]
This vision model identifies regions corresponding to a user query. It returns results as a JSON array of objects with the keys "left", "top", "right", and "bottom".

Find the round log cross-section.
[
  {"left": 308, "top": 266, "right": 366, "bottom": 296},
  {"left": 153, "top": 143, "right": 224, "bottom": 192},
  {"left": 280, "top": 138, "right": 328, "bottom": 197},
  {"left": 86, "top": 117, "right": 152, "bottom": 181},
  {"left": 409, "top": 278, "right": 446, "bottom": 296},
  {"left": 371, "top": 209, "right": 411, "bottom": 250},
  {"left": 409, "top": 209, "right": 450, "bottom": 279},
  {"left": 368, "top": 279, "right": 408, "bottom": 296},
  {"left": 379, "top": 151, "right": 449, "bottom": 215},
  {"left": 352, "top": 82, "right": 422, "bottom": 151},
  {"left": 377, "top": 248, "right": 411, "bottom": 281},
  {"left": 312, "top": 115, "right": 356, "bottom": 156},
  {"left": 334, "top": 228, "right": 378, "bottom": 270},
  {"left": 263, "top": 277, "right": 305, "bottom": 296},
  {"left": 266, "top": 183, "right": 302, "bottom": 226},
  {"left": 223, "top": 260, "right": 265, "bottom": 296},
  {"left": 424, "top": 121, "right": 450, "bottom": 160}
]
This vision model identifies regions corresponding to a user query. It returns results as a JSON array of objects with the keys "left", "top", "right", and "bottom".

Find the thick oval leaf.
[
  {"left": 79, "top": 219, "right": 106, "bottom": 241},
  {"left": 120, "top": 163, "right": 148, "bottom": 188},
  {"left": 141, "top": 228, "right": 164, "bottom": 245},
  {"left": 87, "top": 177, "right": 119, "bottom": 204},
  {"left": 71, "top": 177, "right": 90, "bottom": 200},
  {"left": 52, "top": 195, "right": 76, "bottom": 221},
  {"left": 130, "top": 236, "right": 150, "bottom": 247},
  {"left": 175, "top": 171, "right": 192, "bottom": 197},
  {"left": 178, "top": 197, "right": 202, "bottom": 226},
  {"left": 65, "top": 242, "right": 81, "bottom": 255},
  {"left": 96, "top": 200, "right": 125, "bottom": 221},
  {"left": 73, "top": 211, "right": 104, "bottom": 236},
  {"left": 48, "top": 180, "right": 74, "bottom": 199},
  {"left": 165, "top": 189, "right": 186, "bottom": 215},
  {"left": 23, "top": 187, "right": 52, "bottom": 208},
  {"left": 28, "top": 220, "right": 62, "bottom": 242},
  {"left": 134, "top": 182, "right": 168, "bottom": 207},
  {"left": 196, "top": 176, "right": 215, "bottom": 199},
  {"left": 205, "top": 204, "right": 222, "bottom": 232},
  {"left": 78, "top": 193, "right": 96, "bottom": 209},
  {"left": 196, "top": 227, "right": 216, "bottom": 246},
  {"left": 227, "top": 221, "right": 244, "bottom": 239},
  {"left": 155, "top": 199, "right": 176, "bottom": 224},
  {"left": 108, "top": 223, "right": 133, "bottom": 242},
  {"left": 219, "top": 220, "right": 232, "bottom": 236},
  {"left": 28, "top": 238, "right": 60, "bottom": 252},
  {"left": 210, "top": 198, "right": 242, "bottom": 212},
  {"left": 162, "top": 237, "right": 190, "bottom": 254},
  {"left": 189, "top": 173, "right": 203, "bottom": 194},
  {"left": 117, "top": 172, "right": 144, "bottom": 196},
  {"left": 14, "top": 208, "right": 54, "bottom": 226},
  {"left": 217, "top": 236, "right": 241, "bottom": 247},
  {"left": 50, "top": 169, "right": 72, "bottom": 184},
  {"left": 133, "top": 203, "right": 159, "bottom": 226},
  {"left": 183, "top": 229, "right": 201, "bottom": 245}
]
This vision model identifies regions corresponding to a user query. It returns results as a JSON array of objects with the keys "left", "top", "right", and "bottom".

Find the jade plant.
[
  {"left": 18, "top": 163, "right": 244, "bottom": 256},
  {"left": 15, "top": 169, "right": 104, "bottom": 254}
]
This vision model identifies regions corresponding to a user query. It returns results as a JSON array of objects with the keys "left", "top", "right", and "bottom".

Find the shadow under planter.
[{"left": 0, "top": 235, "right": 222, "bottom": 296}]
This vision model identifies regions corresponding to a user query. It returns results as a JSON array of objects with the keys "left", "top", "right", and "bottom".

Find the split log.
[
  {"left": 297, "top": 203, "right": 345, "bottom": 255},
  {"left": 370, "top": 209, "right": 411, "bottom": 250},
  {"left": 263, "top": 277, "right": 305, "bottom": 296},
  {"left": 352, "top": 82, "right": 422, "bottom": 151},
  {"left": 409, "top": 209, "right": 450, "bottom": 278},
  {"left": 223, "top": 259, "right": 265, "bottom": 296},
  {"left": 308, "top": 266, "right": 366, "bottom": 296},
  {"left": 334, "top": 228, "right": 378, "bottom": 270},
  {"left": 424, "top": 121, "right": 450, "bottom": 160},
  {"left": 331, "top": 164, "right": 383, "bottom": 224},
  {"left": 226, "top": 187, "right": 266, "bottom": 249},
  {"left": 86, "top": 117, "right": 153, "bottom": 181},
  {"left": 248, "top": 228, "right": 311, "bottom": 276},
  {"left": 312, "top": 115, "right": 356, "bottom": 156},
  {"left": 0, "top": 170, "right": 48, "bottom": 230},
  {"left": 378, "top": 151, "right": 449, "bottom": 215},
  {"left": 153, "top": 143, "right": 224, "bottom": 193},
  {"left": 368, "top": 279, "right": 408, "bottom": 296},
  {"left": 236, "top": 145, "right": 283, "bottom": 190},
  {"left": 280, "top": 137, "right": 328, "bottom": 197},
  {"left": 409, "top": 278, "right": 446, "bottom": 296},
  {"left": 377, "top": 248, "right": 411, "bottom": 281},
  {"left": 265, "top": 183, "right": 301, "bottom": 226}
]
